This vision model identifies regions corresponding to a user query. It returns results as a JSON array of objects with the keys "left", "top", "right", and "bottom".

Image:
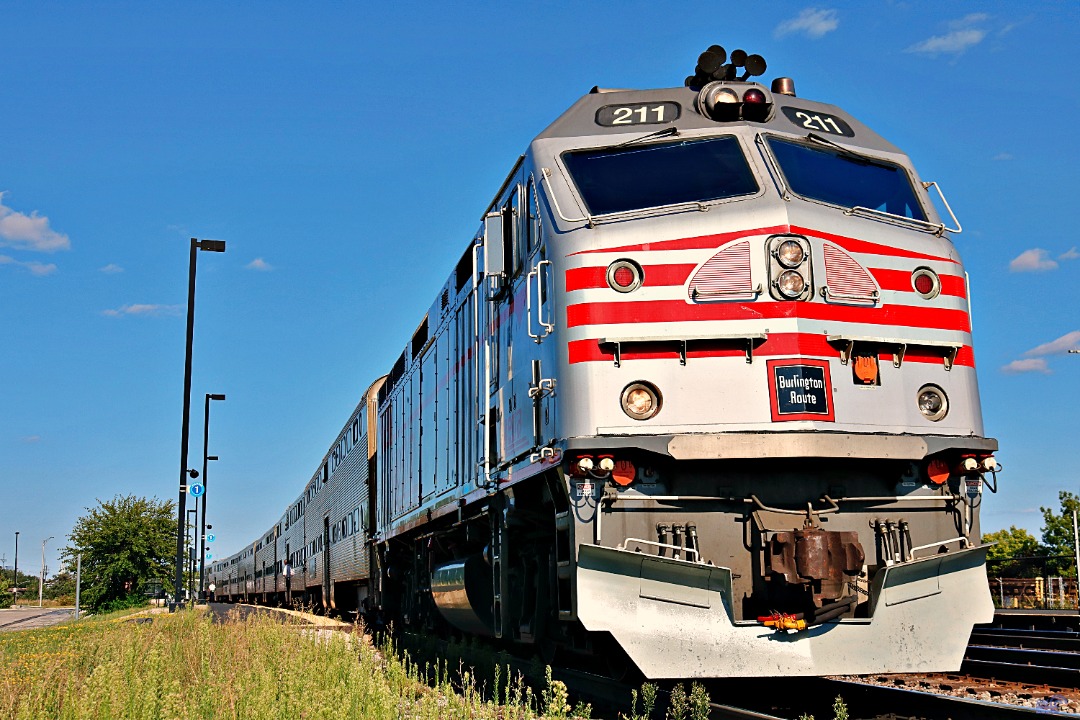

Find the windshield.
[
  {"left": 562, "top": 136, "right": 758, "bottom": 216},
  {"left": 766, "top": 136, "right": 926, "bottom": 221}
]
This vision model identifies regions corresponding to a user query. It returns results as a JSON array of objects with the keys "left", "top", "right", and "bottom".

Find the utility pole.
[
  {"left": 13, "top": 531, "right": 19, "bottom": 606},
  {"left": 38, "top": 537, "right": 53, "bottom": 608},
  {"left": 1074, "top": 510, "right": 1080, "bottom": 609}
]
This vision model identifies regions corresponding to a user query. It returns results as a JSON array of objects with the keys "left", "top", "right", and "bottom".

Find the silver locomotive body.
[{"left": 211, "top": 64, "right": 997, "bottom": 677}]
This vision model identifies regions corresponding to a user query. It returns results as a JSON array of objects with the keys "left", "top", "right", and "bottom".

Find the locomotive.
[{"left": 210, "top": 46, "right": 1000, "bottom": 678}]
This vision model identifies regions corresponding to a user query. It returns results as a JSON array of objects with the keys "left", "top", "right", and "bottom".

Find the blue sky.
[{"left": 1, "top": 2, "right": 1077, "bottom": 575}]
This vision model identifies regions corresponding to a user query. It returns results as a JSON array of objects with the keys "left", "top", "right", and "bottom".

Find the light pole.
[
  {"left": 12, "top": 531, "right": 18, "bottom": 606},
  {"left": 187, "top": 510, "right": 197, "bottom": 602},
  {"left": 200, "top": 393, "right": 225, "bottom": 600},
  {"left": 38, "top": 537, "right": 53, "bottom": 608},
  {"left": 173, "top": 237, "right": 226, "bottom": 611}
]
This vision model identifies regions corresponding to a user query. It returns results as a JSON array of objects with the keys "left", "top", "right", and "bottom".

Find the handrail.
[
  {"left": 922, "top": 181, "right": 963, "bottom": 235},
  {"left": 691, "top": 283, "right": 763, "bottom": 300},
  {"left": 599, "top": 332, "right": 766, "bottom": 366},
  {"left": 820, "top": 286, "right": 879, "bottom": 305}
]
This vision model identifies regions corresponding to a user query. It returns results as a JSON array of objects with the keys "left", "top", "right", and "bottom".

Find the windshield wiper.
[
  {"left": 609, "top": 126, "right": 680, "bottom": 150},
  {"left": 804, "top": 132, "right": 884, "bottom": 167}
]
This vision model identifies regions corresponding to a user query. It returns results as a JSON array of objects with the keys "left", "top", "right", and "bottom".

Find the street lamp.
[
  {"left": 172, "top": 237, "right": 226, "bottom": 611},
  {"left": 187, "top": 510, "right": 197, "bottom": 602},
  {"left": 200, "top": 393, "right": 225, "bottom": 601},
  {"left": 38, "top": 537, "right": 53, "bottom": 608}
]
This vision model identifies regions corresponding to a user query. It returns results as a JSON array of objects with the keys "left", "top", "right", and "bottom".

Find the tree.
[
  {"left": 45, "top": 571, "right": 76, "bottom": 601},
  {"left": 983, "top": 526, "right": 1042, "bottom": 578},
  {"left": 60, "top": 495, "right": 176, "bottom": 612},
  {"left": 1039, "top": 491, "right": 1080, "bottom": 577}
]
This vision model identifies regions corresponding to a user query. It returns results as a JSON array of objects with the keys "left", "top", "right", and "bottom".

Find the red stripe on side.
[
  {"left": 566, "top": 299, "right": 971, "bottom": 333},
  {"left": 565, "top": 264, "right": 698, "bottom": 292},
  {"left": 870, "top": 268, "right": 967, "bottom": 298},
  {"left": 568, "top": 334, "right": 975, "bottom": 367},
  {"left": 568, "top": 263, "right": 968, "bottom": 299},
  {"left": 790, "top": 225, "right": 958, "bottom": 265}
]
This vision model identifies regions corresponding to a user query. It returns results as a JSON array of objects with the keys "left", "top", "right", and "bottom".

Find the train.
[{"left": 209, "top": 45, "right": 1000, "bottom": 678}]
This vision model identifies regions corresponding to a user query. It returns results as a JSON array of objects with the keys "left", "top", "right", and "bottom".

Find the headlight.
[
  {"left": 621, "top": 382, "right": 662, "bottom": 421},
  {"left": 776, "top": 270, "right": 806, "bottom": 298},
  {"left": 775, "top": 239, "right": 805, "bottom": 268},
  {"left": 917, "top": 385, "right": 948, "bottom": 421}
]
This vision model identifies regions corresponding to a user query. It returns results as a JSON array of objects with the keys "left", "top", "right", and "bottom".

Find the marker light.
[
  {"left": 776, "top": 270, "right": 806, "bottom": 298},
  {"left": 607, "top": 260, "right": 643, "bottom": 293},
  {"left": 612, "top": 459, "right": 636, "bottom": 486},
  {"left": 775, "top": 239, "right": 805, "bottom": 268},
  {"left": 926, "top": 458, "right": 951, "bottom": 485},
  {"left": 981, "top": 455, "right": 997, "bottom": 472},
  {"left": 598, "top": 457, "right": 615, "bottom": 473},
  {"left": 743, "top": 88, "right": 766, "bottom": 104},
  {"left": 960, "top": 457, "right": 980, "bottom": 473},
  {"left": 917, "top": 385, "right": 948, "bottom": 422},
  {"left": 621, "top": 382, "right": 662, "bottom": 421},
  {"left": 570, "top": 455, "right": 596, "bottom": 479},
  {"left": 912, "top": 268, "right": 941, "bottom": 299}
]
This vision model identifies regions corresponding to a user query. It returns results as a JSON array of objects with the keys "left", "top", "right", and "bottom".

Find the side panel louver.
[
  {"left": 822, "top": 243, "right": 878, "bottom": 305},
  {"left": 688, "top": 241, "right": 756, "bottom": 301}
]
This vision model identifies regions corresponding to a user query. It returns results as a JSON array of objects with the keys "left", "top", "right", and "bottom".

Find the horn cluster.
[{"left": 685, "top": 45, "right": 767, "bottom": 89}]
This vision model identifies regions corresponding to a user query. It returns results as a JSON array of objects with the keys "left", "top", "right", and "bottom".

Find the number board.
[
  {"left": 781, "top": 107, "right": 854, "bottom": 137},
  {"left": 596, "top": 102, "right": 681, "bottom": 127},
  {"left": 766, "top": 359, "right": 835, "bottom": 422}
]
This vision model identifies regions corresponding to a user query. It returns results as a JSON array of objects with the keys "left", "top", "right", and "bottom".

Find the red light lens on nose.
[
  {"left": 914, "top": 274, "right": 934, "bottom": 295},
  {"left": 613, "top": 266, "right": 635, "bottom": 287},
  {"left": 743, "top": 89, "right": 766, "bottom": 104}
]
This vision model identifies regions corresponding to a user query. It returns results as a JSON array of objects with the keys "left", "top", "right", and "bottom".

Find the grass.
[{"left": 0, "top": 607, "right": 599, "bottom": 720}]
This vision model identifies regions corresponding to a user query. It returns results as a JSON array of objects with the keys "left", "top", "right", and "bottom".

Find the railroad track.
[{"left": 972, "top": 626, "right": 1080, "bottom": 652}]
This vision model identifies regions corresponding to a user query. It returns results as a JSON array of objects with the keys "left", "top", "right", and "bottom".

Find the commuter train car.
[{"left": 211, "top": 46, "right": 999, "bottom": 678}]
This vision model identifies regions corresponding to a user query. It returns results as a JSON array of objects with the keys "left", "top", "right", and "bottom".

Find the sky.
[{"left": 1, "top": 2, "right": 1077, "bottom": 577}]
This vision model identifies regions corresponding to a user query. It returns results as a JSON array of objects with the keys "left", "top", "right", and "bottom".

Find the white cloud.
[
  {"left": 906, "top": 16, "right": 988, "bottom": 56},
  {"left": 0, "top": 192, "right": 70, "bottom": 252},
  {"left": 1060, "top": 247, "right": 1079, "bottom": 261},
  {"left": 1001, "top": 358, "right": 1050, "bottom": 375},
  {"left": 905, "top": 29, "right": 986, "bottom": 55},
  {"left": 1024, "top": 330, "right": 1080, "bottom": 357},
  {"left": 246, "top": 257, "right": 273, "bottom": 272},
  {"left": 949, "top": 13, "right": 989, "bottom": 29},
  {"left": 100, "top": 263, "right": 124, "bottom": 274},
  {"left": 992, "top": 152, "right": 1013, "bottom": 161},
  {"left": 1009, "top": 248, "right": 1058, "bottom": 272},
  {"left": 774, "top": 9, "right": 839, "bottom": 39},
  {"left": 102, "top": 303, "right": 184, "bottom": 318},
  {"left": 0, "top": 254, "right": 58, "bottom": 276},
  {"left": 21, "top": 435, "right": 41, "bottom": 444}
]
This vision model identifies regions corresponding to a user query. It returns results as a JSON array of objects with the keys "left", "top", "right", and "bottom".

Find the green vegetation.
[
  {"left": 1039, "top": 491, "right": 1080, "bottom": 577},
  {"left": 984, "top": 491, "right": 1080, "bottom": 578},
  {"left": 0, "top": 608, "right": 608, "bottom": 719},
  {"left": 799, "top": 695, "right": 849, "bottom": 720},
  {"left": 60, "top": 494, "right": 174, "bottom": 612},
  {"left": 1, "top": 568, "right": 74, "bottom": 609}
]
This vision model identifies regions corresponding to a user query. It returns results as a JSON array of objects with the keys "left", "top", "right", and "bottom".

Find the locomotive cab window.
[
  {"left": 561, "top": 136, "right": 758, "bottom": 216},
  {"left": 501, "top": 189, "right": 523, "bottom": 278},
  {"left": 765, "top": 136, "right": 926, "bottom": 221}
]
